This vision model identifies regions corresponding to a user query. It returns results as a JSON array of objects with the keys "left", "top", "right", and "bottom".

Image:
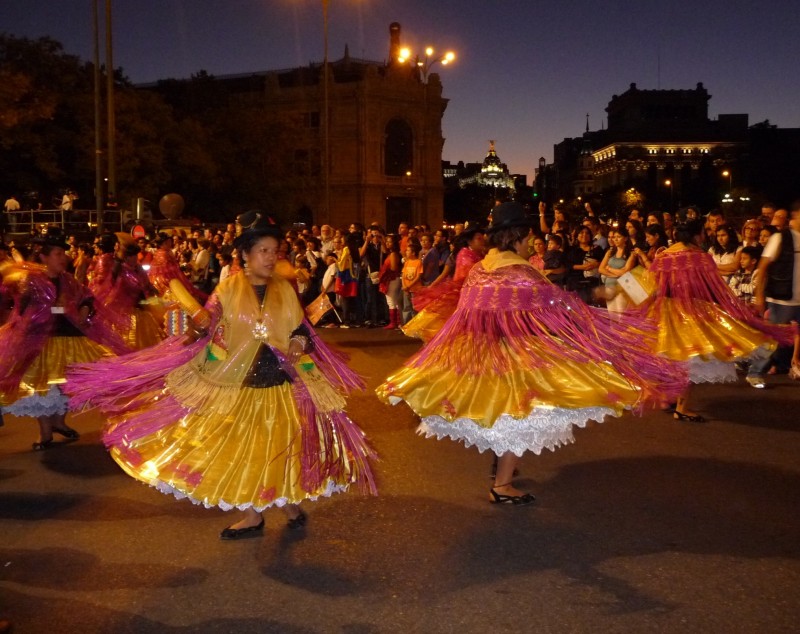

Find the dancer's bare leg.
[
  {"left": 226, "top": 507, "right": 263, "bottom": 530},
  {"left": 491, "top": 452, "right": 526, "bottom": 498}
]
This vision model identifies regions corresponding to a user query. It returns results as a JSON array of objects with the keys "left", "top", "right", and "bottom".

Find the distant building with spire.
[{"left": 455, "top": 141, "right": 516, "bottom": 191}]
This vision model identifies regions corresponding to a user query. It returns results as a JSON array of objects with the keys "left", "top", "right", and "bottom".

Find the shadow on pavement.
[
  {"left": 0, "top": 588, "right": 318, "bottom": 633},
  {"left": 39, "top": 440, "right": 123, "bottom": 478},
  {"left": 0, "top": 548, "right": 207, "bottom": 590},
  {"left": 701, "top": 390, "right": 800, "bottom": 432},
  {"left": 0, "top": 492, "right": 209, "bottom": 521},
  {"left": 258, "top": 455, "right": 799, "bottom": 612}
]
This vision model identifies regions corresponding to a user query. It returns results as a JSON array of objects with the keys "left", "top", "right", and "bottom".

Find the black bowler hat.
[
  {"left": 97, "top": 233, "right": 118, "bottom": 254},
  {"left": 487, "top": 202, "right": 533, "bottom": 233},
  {"left": 236, "top": 209, "right": 277, "bottom": 231},
  {"left": 233, "top": 210, "right": 282, "bottom": 249}
]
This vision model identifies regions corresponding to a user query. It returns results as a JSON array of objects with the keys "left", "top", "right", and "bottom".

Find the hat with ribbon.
[{"left": 233, "top": 210, "right": 282, "bottom": 249}]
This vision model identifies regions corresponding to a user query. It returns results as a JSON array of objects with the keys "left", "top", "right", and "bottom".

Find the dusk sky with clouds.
[{"left": 3, "top": 0, "right": 800, "bottom": 181}]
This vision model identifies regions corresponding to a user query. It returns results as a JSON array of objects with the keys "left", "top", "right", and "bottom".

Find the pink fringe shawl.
[
  {"left": 408, "top": 262, "right": 687, "bottom": 409},
  {"left": 639, "top": 248, "right": 796, "bottom": 346},
  {"left": 66, "top": 295, "right": 375, "bottom": 496},
  {"left": 0, "top": 265, "right": 130, "bottom": 395}
]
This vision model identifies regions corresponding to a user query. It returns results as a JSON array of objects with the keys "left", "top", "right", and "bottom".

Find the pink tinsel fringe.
[
  {"left": 641, "top": 249, "right": 796, "bottom": 346},
  {"left": 410, "top": 263, "right": 687, "bottom": 408}
]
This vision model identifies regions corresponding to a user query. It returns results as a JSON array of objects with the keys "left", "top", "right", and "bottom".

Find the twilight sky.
[{"left": 2, "top": 0, "right": 800, "bottom": 182}]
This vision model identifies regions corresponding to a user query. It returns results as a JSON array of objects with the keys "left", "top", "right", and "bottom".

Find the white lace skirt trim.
[
  {"left": 418, "top": 405, "right": 619, "bottom": 457},
  {"left": 153, "top": 478, "right": 347, "bottom": 512},
  {"left": 2, "top": 384, "right": 69, "bottom": 418},
  {"left": 687, "top": 356, "right": 737, "bottom": 384}
]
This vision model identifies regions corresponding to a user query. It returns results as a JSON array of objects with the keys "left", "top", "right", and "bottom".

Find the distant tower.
[
  {"left": 389, "top": 22, "right": 402, "bottom": 65},
  {"left": 476, "top": 140, "right": 515, "bottom": 190}
]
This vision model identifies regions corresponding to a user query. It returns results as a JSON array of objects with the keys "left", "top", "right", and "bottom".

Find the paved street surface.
[{"left": 1, "top": 328, "right": 799, "bottom": 633}]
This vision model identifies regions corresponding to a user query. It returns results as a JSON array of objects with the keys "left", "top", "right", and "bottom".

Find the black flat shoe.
[
  {"left": 32, "top": 440, "right": 54, "bottom": 451},
  {"left": 52, "top": 426, "right": 80, "bottom": 440},
  {"left": 489, "top": 488, "right": 536, "bottom": 506},
  {"left": 673, "top": 411, "right": 706, "bottom": 423},
  {"left": 287, "top": 511, "right": 307, "bottom": 530},
  {"left": 220, "top": 518, "right": 264, "bottom": 540}
]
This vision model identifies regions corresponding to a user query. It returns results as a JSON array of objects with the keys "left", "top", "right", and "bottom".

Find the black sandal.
[
  {"left": 673, "top": 411, "right": 706, "bottom": 423},
  {"left": 52, "top": 426, "right": 80, "bottom": 440},
  {"left": 220, "top": 518, "right": 265, "bottom": 540},
  {"left": 489, "top": 488, "right": 536, "bottom": 506},
  {"left": 287, "top": 511, "right": 307, "bottom": 530},
  {"left": 32, "top": 440, "right": 54, "bottom": 451}
]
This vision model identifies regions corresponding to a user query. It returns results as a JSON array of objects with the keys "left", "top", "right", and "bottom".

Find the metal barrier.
[{"left": 4, "top": 208, "right": 123, "bottom": 237}]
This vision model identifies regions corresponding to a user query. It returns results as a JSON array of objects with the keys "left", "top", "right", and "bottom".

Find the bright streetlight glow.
[{"left": 399, "top": 45, "right": 456, "bottom": 82}]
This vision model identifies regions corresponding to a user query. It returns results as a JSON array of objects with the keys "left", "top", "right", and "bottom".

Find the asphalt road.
[{"left": 1, "top": 328, "right": 799, "bottom": 633}]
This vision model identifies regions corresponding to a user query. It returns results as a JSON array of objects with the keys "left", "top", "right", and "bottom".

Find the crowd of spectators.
[
  {"left": 526, "top": 200, "right": 794, "bottom": 311},
  {"left": 0, "top": 201, "right": 794, "bottom": 336}
]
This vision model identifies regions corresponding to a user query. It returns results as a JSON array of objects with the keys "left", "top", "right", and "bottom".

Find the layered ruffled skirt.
[
  {"left": 108, "top": 381, "right": 353, "bottom": 511},
  {"left": 2, "top": 336, "right": 110, "bottom": 417},
  {"left": 379, "top": 261, "right": 686, "bottom": 457},
  {"left": 643, "top": 297, "right": 778, "bottom": 383},
  {"left": 68, "top": 334, "right": 376, "bottom": 512},
  {"left": 402, "top": 279, "right": 463, "bottom": 342}
]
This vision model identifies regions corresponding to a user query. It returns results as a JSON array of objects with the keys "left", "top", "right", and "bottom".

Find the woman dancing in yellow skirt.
[
  {"left": 378, "top": 203, "right": 686, "bottom": 505},
  {"left": 67, "top": 213, "right": 376, "bottom": 539},
  {"left": 635, "top": 219, "right": 794, "bottom": 422},
  {"left": 0, "top": 229, "right": 128, "bottom": 450}
]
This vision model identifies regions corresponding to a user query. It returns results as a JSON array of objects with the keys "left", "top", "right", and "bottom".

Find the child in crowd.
[
  {"left": 217, "top": 252, "right": 233, "bottom": 284},
  {"left": 419, "top": 233, "right": 439, "bottom": 286},
  {"left": 728, "top": 245, "right": 761, "bottom": 305},
  {"left": 401, "top": 242, "right": 423, "bottom": 324},
  {"left": 294, "top": 253, "right": 312, "bottom": 300},
  {"left": 543, "top": 234, "right": 566, "bottom": 285}
]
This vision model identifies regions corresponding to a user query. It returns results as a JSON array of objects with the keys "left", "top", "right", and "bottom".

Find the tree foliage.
[{"left": 0, "top": 34, "right": 327, "bottom": 223}]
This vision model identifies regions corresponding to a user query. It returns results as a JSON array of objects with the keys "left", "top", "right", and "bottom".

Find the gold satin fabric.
[
  {"left": 11, "top": 336, "right": 111, "bottom": 401},
  {"left": 401, "top": 309, "right": 446, "bottom": 343},
  {"left": 645, "top": 298, "right": 775, "bottom": 362},
  {"left": 377, "top": 334, "right": 639, "bottom": 428},
  {"left": 120, "top": 309, "right": 163, "bottom": 350},
  {"left": 109, "top": 272, "right": 356, "bottom": 509},
  {"left": 110, "top": 383, "right": 346, "bottom": 508}
]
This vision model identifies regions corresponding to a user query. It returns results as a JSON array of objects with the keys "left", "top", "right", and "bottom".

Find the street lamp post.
[
  {"left": 398, "top": 46, "right": 455, "bottom": 83},
  {"left": 664, "top": 178, "right": 673, "bottom": 211},
  {"left": 722, "top": 169, "right": 732, "bottom": 194},
  {"left": 92, "top": 0, "right": 104, "bottom": 234}
]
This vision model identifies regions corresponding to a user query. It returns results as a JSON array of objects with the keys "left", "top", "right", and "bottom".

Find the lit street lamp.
[
  {"left": 664, "top": 178, "right": 673, "bottom": 211},
  {"left": 398, "top": 46, "right": 455, "bottom": 83},
  {"left": 722, "top": 169, "right": 732, "bottom": 194}
]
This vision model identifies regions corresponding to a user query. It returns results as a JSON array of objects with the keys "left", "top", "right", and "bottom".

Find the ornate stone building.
[
  {"left": 457, "top": 141, "right": 516, "bottom": 191},
  {"left": 150, "top": 23, "right": 448, "bottom": 230},
  {"left": 591, "top": 83, "right": 747, "bottom": 199}
]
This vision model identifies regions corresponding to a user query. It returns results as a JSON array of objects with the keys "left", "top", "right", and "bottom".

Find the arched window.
[{"left": 385, "top": 118, "right": 413, "bottom": 176}]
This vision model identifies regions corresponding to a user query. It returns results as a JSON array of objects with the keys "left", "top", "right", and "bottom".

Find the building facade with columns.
[{"left": 549, "top": 83, "right": 752, "bottom": 211}]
